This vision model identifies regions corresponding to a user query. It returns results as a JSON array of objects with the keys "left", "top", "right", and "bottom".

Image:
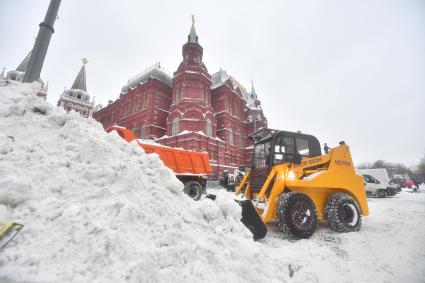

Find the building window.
[
  {"left": 142, "top": 95, "right": 147, "bottom": 109},
  {"left": 140, "top": 123, "right": 146, "bottom": 139},
  {"left": 176, "top": 88, "right": 181, "bottom": 101},
  {"left": 229, "top": 128, "right": 234, "bottom": 145},
  {"left": 132, "top": 98, "right": 136, "bottom": 113},
  {"left": 204, "top": 88, "right": 208, "bottom": 104},
  {"left": 172, "top": 118, "right": 180, "bottom": 136},
  {"left": 206, "top": 119, "right": 212, "bottom": 137},
  {"left": 239, "top": 134, "right": 244, "bottom": 148}
]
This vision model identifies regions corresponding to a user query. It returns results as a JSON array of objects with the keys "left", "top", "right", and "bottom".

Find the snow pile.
[
  {"left": 0, "top": 81, "right": 292, "bottom": 282},
  {"left": 2, "top": 81, "right": 425, "bottom": 282}
]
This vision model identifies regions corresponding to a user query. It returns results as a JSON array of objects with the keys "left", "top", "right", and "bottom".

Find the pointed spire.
[
  {"left": 16, "top": 50, "right": 32, "bottom": 72},
  {"left": 188, "top": 15, "right": 198, "bottom": 43},
  {"left": 251, "top": 79, "right": 257, "bottom": 99},
  {"left": 71, "top": 59, "right": 87, "bottom": 91},
  {"left": 1, "top": 67, "right": 5, "bottom": 79}
]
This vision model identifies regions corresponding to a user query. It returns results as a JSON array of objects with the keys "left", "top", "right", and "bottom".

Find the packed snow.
[{"left": 1, "top": 81, "right": 424, "bottom": 282}]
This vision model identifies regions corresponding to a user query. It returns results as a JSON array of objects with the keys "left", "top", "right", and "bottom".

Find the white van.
[{"left": 362, "top": 174, "right": 389, "bottom": 198}]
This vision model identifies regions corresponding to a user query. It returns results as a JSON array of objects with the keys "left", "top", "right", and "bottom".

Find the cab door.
[{"left": 250, "top": 140, "right": 271, "bottom": 192}]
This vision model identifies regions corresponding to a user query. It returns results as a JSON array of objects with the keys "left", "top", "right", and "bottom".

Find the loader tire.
[
  {"left": 184, "top": 181, "right": 202, "bottom": 201},
  {"left": 278, "top": 192, "right": 318, "bottom": 239},
  {"left": 324, "top": 192, "right": 361, "bottom": 233}
]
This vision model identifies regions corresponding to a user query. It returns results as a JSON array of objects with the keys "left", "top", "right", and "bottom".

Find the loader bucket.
[
  {"left": 237, "top": 200, "right": 267, "bottom": 240},
  {"left": 0, "top": 222, "right": 24, "bottom": 249}
]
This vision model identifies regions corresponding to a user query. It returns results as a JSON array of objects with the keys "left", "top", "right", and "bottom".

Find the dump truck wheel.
[
  {"left": 278, "top": 192, "right": 318, "bottom": 239},
  {"left": 184, "top": 181, "right": 202, "bottom": 201},
  {"left": 324, "top": 193, "right": 361, "bottom": 232}
]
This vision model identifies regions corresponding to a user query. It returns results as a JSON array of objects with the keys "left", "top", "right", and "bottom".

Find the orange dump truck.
[{"left": 107, "top": 126, "right": 212, "bottom": 200}]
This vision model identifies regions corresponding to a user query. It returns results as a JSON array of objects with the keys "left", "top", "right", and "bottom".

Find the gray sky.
[{"left": 1, "top": 0, "right": 424, "bottom": 166}]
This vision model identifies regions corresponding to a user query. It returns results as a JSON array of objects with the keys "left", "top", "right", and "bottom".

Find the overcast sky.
[{"left": 1, "top": 0, "right": 424, "bottom": 166}]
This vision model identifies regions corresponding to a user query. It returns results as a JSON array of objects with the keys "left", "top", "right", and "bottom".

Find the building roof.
[
  {"left": 121, "top": 63, "right": 172, "bottom": 93},
  {"left": 16, "top": 50, "right": 32, "bottom": 72},
  {"left": 211, "top": 69, "right": 258, "bottom": 109},
  {"left": 71, "top": 64, "right": 87, "bottom": 91},
  {"left": 251, "top": 82, "right": 257, "bottom": 99},
  {"left": 188, "top": 23, "right": 198, "bottom": 43}
]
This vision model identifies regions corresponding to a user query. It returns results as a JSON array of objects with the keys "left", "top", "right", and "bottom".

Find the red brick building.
[{"left": 93, "top": 21, "right": 267, "bottom": 178}]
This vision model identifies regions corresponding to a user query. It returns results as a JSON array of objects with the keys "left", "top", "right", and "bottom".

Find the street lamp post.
[{"left": 23, "top": 0, "right": 61, "bottom": 83}]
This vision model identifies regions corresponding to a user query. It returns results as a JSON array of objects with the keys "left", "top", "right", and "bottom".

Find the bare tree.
[{"left": 414, "top": 152, "right": 425, "bottom": 183}]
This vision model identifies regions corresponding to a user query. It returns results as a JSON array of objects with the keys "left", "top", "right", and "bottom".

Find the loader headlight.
[{"left": 287, "top": 171, "right": 296, "bottom": 180}]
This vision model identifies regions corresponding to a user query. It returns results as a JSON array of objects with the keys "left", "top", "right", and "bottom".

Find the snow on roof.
[
  {"left": 211, "top": 69, "right": 258, "bottom": 109},
  {"left": 121, "top": 63, "right": 172, "bottom": 93}
]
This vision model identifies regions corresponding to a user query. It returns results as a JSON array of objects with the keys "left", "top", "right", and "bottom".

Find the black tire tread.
[
  {"left": 324, "top": 192, "right": 362, "bottom": 232},
  {"left": 184, "top": 181, "right": 202, "bottom": 201},
  {"left": 277, "top": 192, "right": 318, "bottom": 239}
]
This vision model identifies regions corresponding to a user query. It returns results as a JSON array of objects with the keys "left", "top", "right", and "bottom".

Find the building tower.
[
  {"left": 57, "top": 59, "right": 94, "bottom": 118},
  {"left": 6, "top": 50, "right": 49, "bottom": 100},
  {"left": 92, "top": 16, "right": 268, "bottom": 178},
  {"left": 166, "top": 16, "right": 217, "bottom": 137}
]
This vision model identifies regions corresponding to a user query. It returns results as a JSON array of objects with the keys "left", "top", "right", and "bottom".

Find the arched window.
[
  {"left": 172, "top": 118, "right": 180, "bottom": 136},
  {"left": 229, "top": 128, "right": 234, "bottom": 145},
  {"left": 206, "top": 119, "right": 212, "bottom": 137},
  {"left": 140, "top": 123, "right": 146, "bottom": 139}
]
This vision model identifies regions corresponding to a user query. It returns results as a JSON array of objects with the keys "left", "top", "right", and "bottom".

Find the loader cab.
[{"left": 250, "top": 131, "right": 321, "bottom": 192}]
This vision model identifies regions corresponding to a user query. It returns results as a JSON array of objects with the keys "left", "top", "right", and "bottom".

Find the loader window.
[
  {"left": 296, "top": 138, "right": 310, "bottom": 156},
  {"left": 254, "top": 142, "right": 271, "bottom": 169},
  {"left": 272, "top": 136, "right": 294, "bottom": 164},
  {"left": 282, "top": 137, "right": 295, "bottom": 153},
  {"left": 273, "top": 137, "right": 284, "bottom": 164}
]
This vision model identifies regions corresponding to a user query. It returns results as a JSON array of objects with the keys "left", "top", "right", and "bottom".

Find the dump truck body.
[{"left": 107, "top": 126, "right": 212, "bottom": 200}]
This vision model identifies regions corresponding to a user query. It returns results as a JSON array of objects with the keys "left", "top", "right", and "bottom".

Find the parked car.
[
  {"left": 362, "top": 174, "right": 390, "bottom": 198},
  {"left": 389, "top": 180, "right": 402, "bottom": 193},
  {"left": 385, "top": 182, "right": 399, "bottom": 196},
  {"left": 392, "top": 176, "right": 407, "bottom": 188}
]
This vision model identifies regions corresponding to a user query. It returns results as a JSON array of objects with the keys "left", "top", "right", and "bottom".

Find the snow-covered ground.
[
  {"left": 209, "top": 186, "right": 425, "bottom": 282},
  {"left": 0, "top": 80, "right": 424, "bottom": 282}
]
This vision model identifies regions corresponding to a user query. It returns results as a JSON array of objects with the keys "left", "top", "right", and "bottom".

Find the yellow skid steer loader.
[{"left": 236, "top": 129, "right": 368, "bottom": 240}]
